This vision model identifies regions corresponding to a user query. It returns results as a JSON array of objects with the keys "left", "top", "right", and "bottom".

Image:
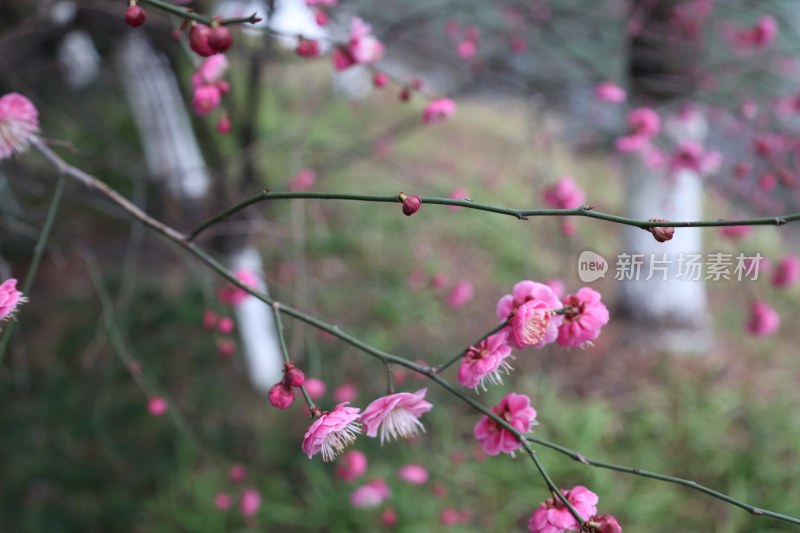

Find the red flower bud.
[
  {"left": 647, "top": 219, "right": 674, "bottom": 242},
  {"left": 314, "top": 9, "right": 329, "bottom": 26},
  {"left": 189, "top": 24, "right": 217, "bottom": 57},
  {"left": 586, "top": 514, "right": 622, "bottom": 533},
  {"left": 208, "top": 24, "right": 233, "bottom": 53},
  {"left": 400, "top": 193, "right": 422, "bottom": 216},
  {"left": 268, "top": 382, "right": 295, "bottom": 409},
  {"left": 216, "top": 113, "right": 231, "bottom": 135},
  {"left": 399, "top": 86, "right": 412, "bottom": 102},
  {"left": 373, "top": 72, "right": 388, "bottom": 88},
  {"left": 283, "top": 363, "right": 306, "bottom": 387},
  {"left": 124, "top": 4, "right": 147, "bottom": 27}
]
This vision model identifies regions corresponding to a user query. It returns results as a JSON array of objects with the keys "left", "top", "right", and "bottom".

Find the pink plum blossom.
[
  {"left": 148, "top": 397, "right": 168, "bottom": 416},
  {"left": 0, "top": 93, "right": 39, "bottom": 159},
  {"left": 192, "top": 85, "right": 221, "bottom": 116},
  {"left": 542, "top": 177, "right": 585, "bottom": 210},
  {"left": 446, "top": 279, "right": 473, "bottom": 309},
  {"left": 360, "top": 389, "right": 433, "bottom": 444},
  {"left": 350, "top": 478, "right": 390, "bottom": 508},
  {"left": 191, "top": 55, "right": 228, "bottom": 87},
  {"left": 594, "top": 82, "right": 626, "bottom": 103},
  {"left": 771, "top": 255, "right": 800, "bottom": 289},
  {"left": 473, "top": 392, "right": 537, "bottom": 456},
  {"left": 457, "top": 330, "right": 513, "bottom": 390},
  {"left": 745, "top": 300, "right": 780, "bottom": 336},
  {"left": 0, "top": 279, "right": 25, "bottom": 321},
  {"left": 557, "top": 288, "right": 610, "bottom": 348},
  {"left": 218, "top": 269, "right": 258, "bottom": 306},
  {"left": 528, "top": 486, "right": 599, "bottom": 533},
  {"left": 422, "top": 98, "right": 457, "bottom": 124},
  {"left": 397, "top": 464, "right": 429, "bottom": 485},
  {"left": 302, "top": 403, "right": 361, "bottom": 461},
  {"left": 335, "top": 450, "right": 368, "bottom": 481},
  {"left": 496, "top": 281, "right": 564, "bottom": 350},
  {"left": 240, "top": 488, "right": 261, "bottom": 517}
]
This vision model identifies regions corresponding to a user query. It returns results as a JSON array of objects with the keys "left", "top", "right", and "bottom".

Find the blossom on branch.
[
  {"left": 473, "top": 392, "right": 537, "bottom": 456},
  {"left": 528, "top": 485, "right": 598, "bottom": 533},
  {"left": 0, "top": 93, "right": 39, "bottom": 159},
  {"left": 332, "top": 17, "right": 384, "bottom": 71},
  {"left": 302, "top": 402, "right": 362, "bottom": 461},
  {"left": 457, "top": 330, "right": 513, "bottom": 390},
  {"left": 360, "top": 389, "right": 432, "bottom": 444},
  {"left": 0, "top": 278, "right": 26, "bottom": 322},
  {"left": 556, "top": 288, "right": 609, "bottom": 348},
  {"left": 496, "top": 281, "right": 563, "bottom": 350}
]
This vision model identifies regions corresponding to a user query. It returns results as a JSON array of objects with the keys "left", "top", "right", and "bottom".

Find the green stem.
[
  {"left": 271, "top": 303, "right": 315, "bottom": 410},
  {"left": 139, "top": 0, "right": 261, "bottom": 25},
  {"left": 187, "top": 191, "right": 800, "bottom": 241},
  {"left": 0, "top": 174, "right": 66, "bottom": 365}
]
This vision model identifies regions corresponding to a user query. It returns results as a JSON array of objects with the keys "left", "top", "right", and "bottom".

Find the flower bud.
[
  {"left": 284, "top": 363, "right": 306, "bottom": 387},
  {"left": 209, "top": 23, "right": 233, "bottom": 53},
  {"left": 124, "top": 4, "right": 147, "bottom": 27},
  {"left": 400, "top": 193, "right": 422, "bottom": 216},
  {"left": 373, "top": 72, "right": 389, "bottom": 88},
  {"left": 646, "top": 219, "right": 674, "bottom": 242},
  {"left": 268, "top": 382, "right": 295, "bottom": 409},
  {"left": 189, "top": 24, "right": 216, "bottom": 57},
  {"left": 296, "top": 37, "right": 320, "bottom": 58},
  {"left": 586, "top": 514, "right": 622, "bottom": 533},
  {"left": 216, "top": 113, "right": 232, "bottom": 134}
]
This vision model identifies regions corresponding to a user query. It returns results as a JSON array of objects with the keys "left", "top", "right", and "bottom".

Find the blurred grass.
[{"left": 2, "top": 56, "right": 800, "bottom": 533}]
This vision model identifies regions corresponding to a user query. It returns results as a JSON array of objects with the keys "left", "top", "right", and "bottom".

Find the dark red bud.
[
  {"left": 399, "top": 87, "right": 412, "bottom": 102},
  {"left": 585, "top": 514, "right": 622, "bottom": 533},
  {"left": 208, "top": 24, "right": 233, "bottom": 53},
  {"left": 647, "top": 219, "right": 674, "bottom": 242},
  {"left": 268, "top": 382, "right": 295, "bottom": 409},
  {"left": 189, "top": 24, "right": 217, "bottom": 57},
  {"left": 283, "top": 363, "right": 306, "bottom": 387},
  {"left": 400, "top": 194, "right": 422, "bottom": 216},
  {"left": 124, "top": 4, "right": 147, "bottom": 27},
  {"left": 373, "top": 72, "right": 388, "bottom": 88},
  {"left": 296, "top": 37, "right": 320, "bottom": 58}
]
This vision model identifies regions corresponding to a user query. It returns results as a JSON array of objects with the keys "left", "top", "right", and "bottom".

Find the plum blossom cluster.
[
  {"left": 299, "top": 389, "right": 432, "bottom": 462},
  {"left": 457, "top": 281, "right": 608, "bottom": 389},
  {"left": 191, "top": 55, "right": 232, "bottom": 133}
]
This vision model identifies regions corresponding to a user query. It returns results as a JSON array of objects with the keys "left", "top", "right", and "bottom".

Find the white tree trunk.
[
  {"left": 117, "top": 34, "right": 283, "bottom": 391},
  {"left": 618, "top": 116, "right": 710, "bottom": 352}
]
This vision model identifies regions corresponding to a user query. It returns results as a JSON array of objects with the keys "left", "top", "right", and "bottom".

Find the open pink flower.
[
  {"left": 0, "top": 93, "right": 39, "bottom": 159},
  {"left": 361, "top": 389, "right": 432, "bottom": 444},
  {"left": 218, "top": 269, "right": 258, "bottom": 306},
  {"left": 497, "top": 281, "right": 563, "bottom": 350},
  {"left": 771, "top": 255, "right": 800, "bottom": 289},
  {"left": 335, "top": 450, "right": 368, "bottom": 481},
  {"left": 0, "top": 279, "right": 26, "bottom": 322},
  {"left": 302, "top": 403, "right": 362, "bottom": 461},
  {"left": 542, "top": 177, "right": 585, "bottom": 210},
  {"left": 473, "top": 392, "right": 537, "bottom": 456},
  {"left": 745, "top": 300, "right": 780, "bottom": 337},
  {"left": 457, "top": 330, "right": 513, "bottom": 389},
  {"left": 350, "top": 478, "right": 390, "bottom": 508},
  {"left": 422, "top": 98, "right": 457, "bottom": 124},
  {"left": 557, "top": 288, "right": 609, "bottom": 348},
  {"left": 528, "top": 486, "right": 599, "bottom": 533}
]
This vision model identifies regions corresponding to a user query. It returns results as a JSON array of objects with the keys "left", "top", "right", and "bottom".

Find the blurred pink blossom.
[
  {"left": 335, "top": 450, "right": 368, "bottom": 482},
  {"left": 288, "top": 169, "right": 316, "bottom": 191},
  {"left": 745, "top": 300, "right": 780, "bottom": 336},
  {"left": 240, "top": 488, "right": 261, "bottom": 518},
  {"left": 446, "top": 279, "right": 473, "bottom": 309},
  {"left": 148, "top": 397, "right": 168, "bottom": 417},
  {"left": 397, "top": 464, "right": 429, "bottom": 485},
  {"left": 350, "top": 478, "right": 390, "bottom": 508}
]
